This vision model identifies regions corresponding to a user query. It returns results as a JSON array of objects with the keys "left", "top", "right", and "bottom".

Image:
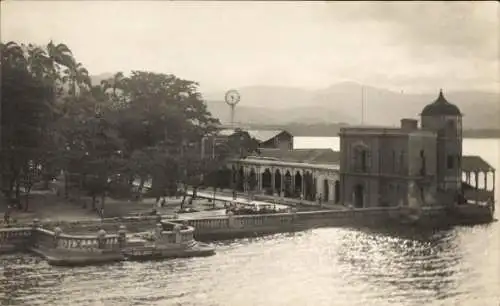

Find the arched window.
[{"left": 352, "top": 143, "right": 371, "bottom": 173}]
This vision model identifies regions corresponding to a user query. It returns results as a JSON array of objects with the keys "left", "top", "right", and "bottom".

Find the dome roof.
[{"left": 421, "top": 89, "right": 462, "bottom": 116}]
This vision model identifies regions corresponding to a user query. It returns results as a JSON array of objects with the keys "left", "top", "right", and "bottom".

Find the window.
[
  {"left": 360, "top": 150, "right": 368, "bottom": 172},
  {"left": 447, "top": 120, "right": 455, "bottom": 130},
  {"left": 399, "top": 151, "right": 405, "bottom": 174},
  {"left": 419, "top": 150, "right": 426, "bottom": 176},
  {"left": 352, "top": 144, "right": 371, "bottom": 173},
  {"left": 447, "top": 155, "right": 454, "bottom": 169},
  {"left": 392, "top": 150, "right": 397, "bottom": 172}
]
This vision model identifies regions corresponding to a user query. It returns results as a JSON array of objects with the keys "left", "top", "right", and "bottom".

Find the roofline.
[
  {"left": 462, "top": 155, "right": 496, "bottom": 171},
  {"left": 419, "top": 113, "right": 464, "bottom": 117},
  {"left": 229, "top": 158, "right": 339, "bottom": 171}
]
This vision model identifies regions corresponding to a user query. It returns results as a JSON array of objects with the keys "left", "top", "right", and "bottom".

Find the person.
[
  {"left": 4, "top": 205, "right": 12, "bottom": 226},
  {"left": 160, "top": 197, "right": 166, "bottom": 207}
]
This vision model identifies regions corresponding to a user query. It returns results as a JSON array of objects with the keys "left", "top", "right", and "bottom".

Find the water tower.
[{"left": 224, "top": 89, "right": 240, "bottom": 128}]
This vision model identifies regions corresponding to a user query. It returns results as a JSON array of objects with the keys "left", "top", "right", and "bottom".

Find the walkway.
[
  {"left": 192, "top": 188, "right": 346, "bottom": 211},
  {"left": 185, "top": 191, "right": 289, "bottom": 210}
]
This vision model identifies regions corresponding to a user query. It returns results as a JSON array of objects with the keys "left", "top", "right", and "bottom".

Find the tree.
[
  {"left": 105, "top": 71, "right": 221, "bottom": 204},
  {"left": 2, "top": 39, "right": 258, "bottom": 217},
  {"left": 1, "top": 42, "right": 55, "bottom": 208}
]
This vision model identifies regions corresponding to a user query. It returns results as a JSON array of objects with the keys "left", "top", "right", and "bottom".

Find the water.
[{"left": 1, "top": 138, "right": 499, "bottom": 306}]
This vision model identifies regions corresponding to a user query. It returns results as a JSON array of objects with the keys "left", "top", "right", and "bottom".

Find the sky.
[{"left": 1, "top": 1, "right": 499, "bottom": 94}]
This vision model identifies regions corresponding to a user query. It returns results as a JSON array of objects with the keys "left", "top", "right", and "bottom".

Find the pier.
[{"left": 0, "top": 216, "right": 214, "bottom": 266}]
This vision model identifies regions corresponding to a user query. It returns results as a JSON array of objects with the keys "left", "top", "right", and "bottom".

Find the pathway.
[{"left": 186, "top": 190, "right": 289, "bottom": 210}]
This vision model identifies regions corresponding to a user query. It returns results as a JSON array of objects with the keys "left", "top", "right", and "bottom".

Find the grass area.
[
  {"left": 0, "top": 191, "right": 97, "bottom": 227},
  {"left": 0, "top": 190, "right": 227, "bottom": 228}
]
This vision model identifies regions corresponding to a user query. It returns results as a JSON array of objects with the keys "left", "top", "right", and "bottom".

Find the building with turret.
[
  {"left": 339, "top": 90, "right": 494, "bottom": 208},
  {"left": 224, "top": 90, "right": 494, "bottom": 210},
  {"left": 421, "top": 89, "right": 463, "bottom": 193}
]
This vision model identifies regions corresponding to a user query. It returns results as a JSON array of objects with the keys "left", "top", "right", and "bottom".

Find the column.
[
  {"left": 329, "top": 180, "right": 334, "bottom": 202},
  {"left": 483, "top": 171, "right": 487, "bottom": 191},
  {"left": 466, "top": 171, "right": 471, "bottom": 184},
  {"left": 271, "top": 167, "right": 275, "bottom": 194},
  {"left": 281, "top": 171, "right": 285, "bottom": 197},
  {"left": 301, "top": 170, "right": 306, "bottom": 200},
  {"left": 257, "top": 167, "right": 262, "bottom": 192},
  {"left": 291, "top": 169, "right": 296, "bottom": 194},
  {"left": 493, "top": 171, "right": 496, "bottom": 192},
  {"left": 475, "top": 171, "right": 479, "bottom": 189},
  {"left": 243, "top": 167, "right": 248, "bottom": 192},
  {"left": 316, "top": 175, "right": 322, "bottom": 200},
  {"left": 330, "top": 179, "right": 336, "bottom": 203}
]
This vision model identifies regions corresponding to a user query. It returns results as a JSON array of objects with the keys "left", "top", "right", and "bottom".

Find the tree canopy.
[{"left": 1, "top": 40, "right": 257, "bottom": 209}]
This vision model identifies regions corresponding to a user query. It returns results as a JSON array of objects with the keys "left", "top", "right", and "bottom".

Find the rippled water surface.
[
  {"left": 1, "top": 138, "right": 499, "bottom": 306},
  {"left": 1, "top": 224, "right": 499, "bottom": 306}
]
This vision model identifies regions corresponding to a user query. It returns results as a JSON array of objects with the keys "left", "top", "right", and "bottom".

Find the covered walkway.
[
  {"left": 229, "top": 148, "right": 341, "bottom": 204},
  {"left": 461, "top": 155, "right": 495, "bottom": 203}
]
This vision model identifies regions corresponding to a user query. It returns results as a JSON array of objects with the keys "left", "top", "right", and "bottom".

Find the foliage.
[{"left": 1, "top": 40, "right": 258, "bottom": 211}]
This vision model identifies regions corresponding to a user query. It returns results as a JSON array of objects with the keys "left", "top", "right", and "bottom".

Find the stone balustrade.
[
  {"left": 158, "top": 221, "right": 195, "bottom": 244},
  {"left": 0, "top": 227, "right": 33, "bottom": 253},
  {"left": 53, "top": 215, "right": 163, "bottom": 234},
  {"left": 0, "top": 227, "right": 32, "bottom": 242},
  {"left": 180, "top": 218, "right": 229, "bottom": 230},
  {"left": 176, "top": 206, "right": 406, "bottom": 231},
  {"left": 2, "top": 204, "right": 487, "bottom": 258},
  {"left": 32, "top": 227, "right": 121, "bottom": 253}
]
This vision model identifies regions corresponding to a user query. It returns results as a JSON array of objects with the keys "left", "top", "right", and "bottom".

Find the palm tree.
[
  {"left": 1, "top": 42, "right": 27, "bottom": 69},
  {"left": 64, "top": 62, "right": 91, "bottom": 97},
  {"left": 25, "top": 44, "right": 51, "bottom": 80},
  {"left": 46, "top": 40, "right": 74, "bottom": 68},
  {"left": 101, "top": 72, "right": 127, "bottom": 110}
]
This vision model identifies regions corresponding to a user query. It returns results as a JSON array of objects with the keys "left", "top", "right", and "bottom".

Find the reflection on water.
[{"left": 1, "top": 222, "right": 498, "bottom": 306}]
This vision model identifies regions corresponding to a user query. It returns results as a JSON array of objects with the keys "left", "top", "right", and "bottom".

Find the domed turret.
[
  {"left": 421, "top": 89, "right": 462, "bottom": 117},
  {"left": 420, "top": 89, "right": 463, "bottom": 194}
]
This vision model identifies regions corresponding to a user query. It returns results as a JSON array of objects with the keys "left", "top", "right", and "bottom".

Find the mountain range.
[{"left": 91, "top": 74, "right": 499, "bottom": 129}]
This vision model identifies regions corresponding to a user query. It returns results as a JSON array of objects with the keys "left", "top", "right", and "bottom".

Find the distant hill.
[
  {"left": 90, "top": 75, "right": 499, "bottom": 129},
  {"left": 205, "top": 82, "right": 500, "bottom": 129},
  {"left": 90, "top": 73, "right": 114, "bottom": 86}
]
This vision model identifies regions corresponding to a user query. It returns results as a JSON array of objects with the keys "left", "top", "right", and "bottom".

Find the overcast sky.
[{"left": 1, "top": 1, "right": 499, "bottom": 94}]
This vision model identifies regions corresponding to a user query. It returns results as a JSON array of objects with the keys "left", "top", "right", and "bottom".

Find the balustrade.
[{"left": 0, "top": 228, "right": 32, "bottom": 245}]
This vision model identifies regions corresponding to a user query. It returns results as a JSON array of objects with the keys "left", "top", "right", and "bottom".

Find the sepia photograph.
[{"left": 0, "top": 1, "right": 499, "bottom": 305}]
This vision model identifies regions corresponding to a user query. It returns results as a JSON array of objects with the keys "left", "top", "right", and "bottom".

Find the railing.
[
  {"left": 1, "top": 217, "right": 199, "bottom": 255},
  {"left": 179, "top": 218, "right": 229, "bottom": 230},
  {"left": 159, "top": 221, "right": 195, "bottom": 244},
  {"left": 53, "top": 215, "right": 162, "bottom": 233},
  {"left": 175, "top": 206, "right": 417, "bottom": 231},
  {"left": 0, "top": 227, "right": 33, "bottom": 246},
  {"left": 32, "top": 227, "right": 121, "bottom": 252}
]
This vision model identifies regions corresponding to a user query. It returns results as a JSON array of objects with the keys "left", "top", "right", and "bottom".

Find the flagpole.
[{"left": 361, "top": 85, "right": 365, "bottom": 125}]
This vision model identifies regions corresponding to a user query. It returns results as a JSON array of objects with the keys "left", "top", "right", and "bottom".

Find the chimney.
[{"left": 401, "top": 118, "right": 418, "bottom": 131}]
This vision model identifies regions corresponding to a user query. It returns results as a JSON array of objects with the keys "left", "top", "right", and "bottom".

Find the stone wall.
[{"left": 172, "top": 206, "right": 455, "bottom": 241}]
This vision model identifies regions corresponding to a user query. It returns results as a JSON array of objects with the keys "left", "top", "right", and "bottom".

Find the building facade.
[
  {"left": 339, "top": 90, "right": 494, "bottom": 208},
  {"left": 229, "top": 149, "right": 341, "bottom": 203},
  {"left": 339, "top": 122, "right": 437, "bottom": 208}
]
